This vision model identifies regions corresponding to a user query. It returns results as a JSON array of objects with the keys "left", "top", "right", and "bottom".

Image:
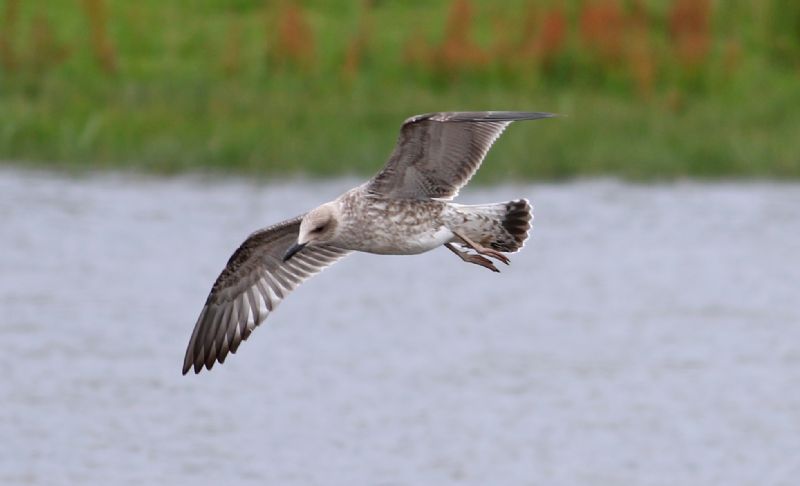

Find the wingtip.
[
  {"left": 408, "top": 111, "right": 561, "bottom": 123},
  {"left": 181, "top": 348, "right": 211, "bottom": 375},
  {"left": 521, "top": 111, "right": 560, "bottom": 119},
  {"left": 182, "top": 356, "right": 192, "bottom": 375},
  {"left": 181, "top": 359, "right": 200, "bottom": 375}
]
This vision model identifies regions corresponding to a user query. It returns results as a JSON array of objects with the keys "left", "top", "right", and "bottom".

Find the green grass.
[{"left": 0, "top": 0, "right": 799, "bottom": 180}]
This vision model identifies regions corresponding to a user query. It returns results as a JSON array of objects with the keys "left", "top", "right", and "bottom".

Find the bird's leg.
[
  {"left": 445, "top": 243, "right": 499, "bottom": 272},
  {"left": 451, "top": 230, "right": 510, "bottom": 265}
]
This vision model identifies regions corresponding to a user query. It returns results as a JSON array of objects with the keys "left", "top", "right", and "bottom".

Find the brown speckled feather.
[
  {"left": 183, "top": 217, "right": 350, "bottom": 374},
  {"left": 184, "top": 111, "right": 553, "bottom": 374},
  {"left": 367, "top": 112, "right": 555, "bottom": 200}
]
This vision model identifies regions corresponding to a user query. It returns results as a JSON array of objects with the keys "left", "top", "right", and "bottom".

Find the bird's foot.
[
  {"left": 445, "top": 243, "right": 500, "bottom": 272},
  {"left": 474, "top": 246, "right": 510, "bottom": 265},
  {"left": 451, "top": 231, "right": 510, "bottom": 266}
]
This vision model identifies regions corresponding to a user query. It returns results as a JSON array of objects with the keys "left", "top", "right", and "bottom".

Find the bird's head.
[{"left": 283, "top": 202, "right": 339, "bottom": 261}]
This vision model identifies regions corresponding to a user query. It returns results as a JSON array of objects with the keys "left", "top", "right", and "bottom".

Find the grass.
[{"left": 0, "top": 0, "right": 799, "bottom": 180}]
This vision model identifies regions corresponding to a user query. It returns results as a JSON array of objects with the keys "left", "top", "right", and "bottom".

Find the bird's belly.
[{"left": 350, "top": 224, "right": 454, "bottom": 255}]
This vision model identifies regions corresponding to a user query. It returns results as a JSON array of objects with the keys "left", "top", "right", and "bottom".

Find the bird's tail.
[{"left": 456, "top": 199, "right": 532, "bottom": 253}]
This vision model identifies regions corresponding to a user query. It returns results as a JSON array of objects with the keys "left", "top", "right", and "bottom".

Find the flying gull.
[{"left": 183, "top": 111, "right": 554, "bottom": 374}]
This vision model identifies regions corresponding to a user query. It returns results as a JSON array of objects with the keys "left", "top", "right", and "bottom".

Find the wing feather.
[
  {"left": 183, "top": 216, "right": 350, "bottom": 374},
  {"left": 367, "top": 111, "right": 555, "bottom": 200}
]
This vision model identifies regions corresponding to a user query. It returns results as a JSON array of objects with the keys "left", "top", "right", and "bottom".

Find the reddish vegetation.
[
  {"left": 82, "top": 0, "right": 117, "bottom": 74},
  {"left": 402, "top": 27, "right": 433, "bottom": 70},
  {"left": 668, "top": 0, "right": 712, "bottom": 69},
  {"left": 434, "top": 0, "right": 488, "bottom": 73},
  {"left": 341, "top": 0, "right": 374, "bottom": 82},
  {"left": 626, "top": 0, "right": 656, "bottom": 96},
  {"left": 397, "top": 0, "right": 727, "bottom": 95},
  {"left": 2, "top": 0, "right": 739, "bottom": 99},
  {"left": 0, "top": 0, "right": 19, "bottom": 71},
  {"left": 489, "top": 9, "right": 515, "bottom": 65},
  {"left": 520, "top": 4, "right": 568, "bottom": 68},
  {"left": 1, "top": 1, "right": 71, "bottom": 74},
  {"left": 221, "top": 19, "right": 244, "bottom": 76},
  {"left": 722, "top": 39, "right": 743, "bottom": 75},
  {"left": 271, "top": 2, "right": 315, "bottom": 70},
  {"left": 579, "top": 0, "right": 626, "bottom": 65},
  {"left": 29, "top": 13, "right": 71, "bottom": 73}
]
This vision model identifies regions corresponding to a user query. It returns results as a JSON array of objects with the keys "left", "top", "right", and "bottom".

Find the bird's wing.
[
  {"left": 366, "top": 111, "right": 554, "bottom": 200},
  {"left": 183, "top": 216, "right": 350, "bottom": 374}
]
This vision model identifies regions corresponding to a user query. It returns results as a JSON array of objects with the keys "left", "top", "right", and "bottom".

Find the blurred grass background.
[{"left": 0, "top": 0, "right": 798, "bottom": 180}]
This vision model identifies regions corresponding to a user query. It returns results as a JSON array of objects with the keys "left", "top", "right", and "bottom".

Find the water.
[{"left": 2, "top": 168, "right": 799, "bottom": 486}]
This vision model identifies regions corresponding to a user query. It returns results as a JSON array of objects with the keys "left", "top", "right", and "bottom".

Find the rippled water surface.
[{"left": 2, "top": 168, "right": 799, "bottom": 485}]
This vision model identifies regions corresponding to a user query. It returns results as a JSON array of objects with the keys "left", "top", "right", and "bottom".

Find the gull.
[{"left": 183, "top": 111, "right": 554, "bottom": 374}]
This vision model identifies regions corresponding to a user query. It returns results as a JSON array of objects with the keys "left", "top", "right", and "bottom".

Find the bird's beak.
[{"left": 283, "top": 242, "right": 306, "bottom": 262}]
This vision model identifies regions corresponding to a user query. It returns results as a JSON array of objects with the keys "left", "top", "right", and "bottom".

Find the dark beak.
[{"left": 283, "top": 242, "right": 306, "bottom": 262}]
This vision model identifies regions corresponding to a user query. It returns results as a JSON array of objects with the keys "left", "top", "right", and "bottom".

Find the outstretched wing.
[
  {"left": 366, "top": 111, "right": 554, "bottom": 200},
  {"left": 183, "top": 216, "right": 350, "bottom": 374}
]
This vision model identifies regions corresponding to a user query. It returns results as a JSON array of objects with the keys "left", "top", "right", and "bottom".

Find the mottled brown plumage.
[
  {"left": 368, "top": 111, "right": 553, "bottom": 199},
  {"left": 183, "top": 111, "right": 553, "bottom": 374}
]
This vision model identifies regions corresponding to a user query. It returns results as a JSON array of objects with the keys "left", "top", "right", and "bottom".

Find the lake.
[{"left": 2, "top": 168, "right": 799, "bottom": 485}]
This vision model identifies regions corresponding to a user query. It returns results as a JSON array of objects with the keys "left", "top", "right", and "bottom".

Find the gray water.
[{"left": 1, "top": 168, "right": 799, "bottom": 486}]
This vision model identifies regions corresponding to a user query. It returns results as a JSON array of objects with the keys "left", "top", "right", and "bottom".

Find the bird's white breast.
[
  {"left": 334, "top": 192, "right": 453, "bottom": 255},
  {"left": 369, "top": 224, "right": 454, "bottom": 255}
]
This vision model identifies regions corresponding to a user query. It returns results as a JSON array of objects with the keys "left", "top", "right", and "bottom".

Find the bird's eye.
[{"left": 311, "top": 225, "right": 325, "bottom": 234}]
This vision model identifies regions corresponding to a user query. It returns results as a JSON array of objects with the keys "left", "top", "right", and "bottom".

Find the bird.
[{"left": 183, "top": 111, "right": 554, "bottom": 374}]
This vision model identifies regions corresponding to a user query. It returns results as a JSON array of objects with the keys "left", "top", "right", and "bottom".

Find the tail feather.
[
  {"left": 454, "top": 199, "right": 533, "bottom": 253},
  {"left": 492, "top": 199, "right": 532, "bottom": 252}
]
